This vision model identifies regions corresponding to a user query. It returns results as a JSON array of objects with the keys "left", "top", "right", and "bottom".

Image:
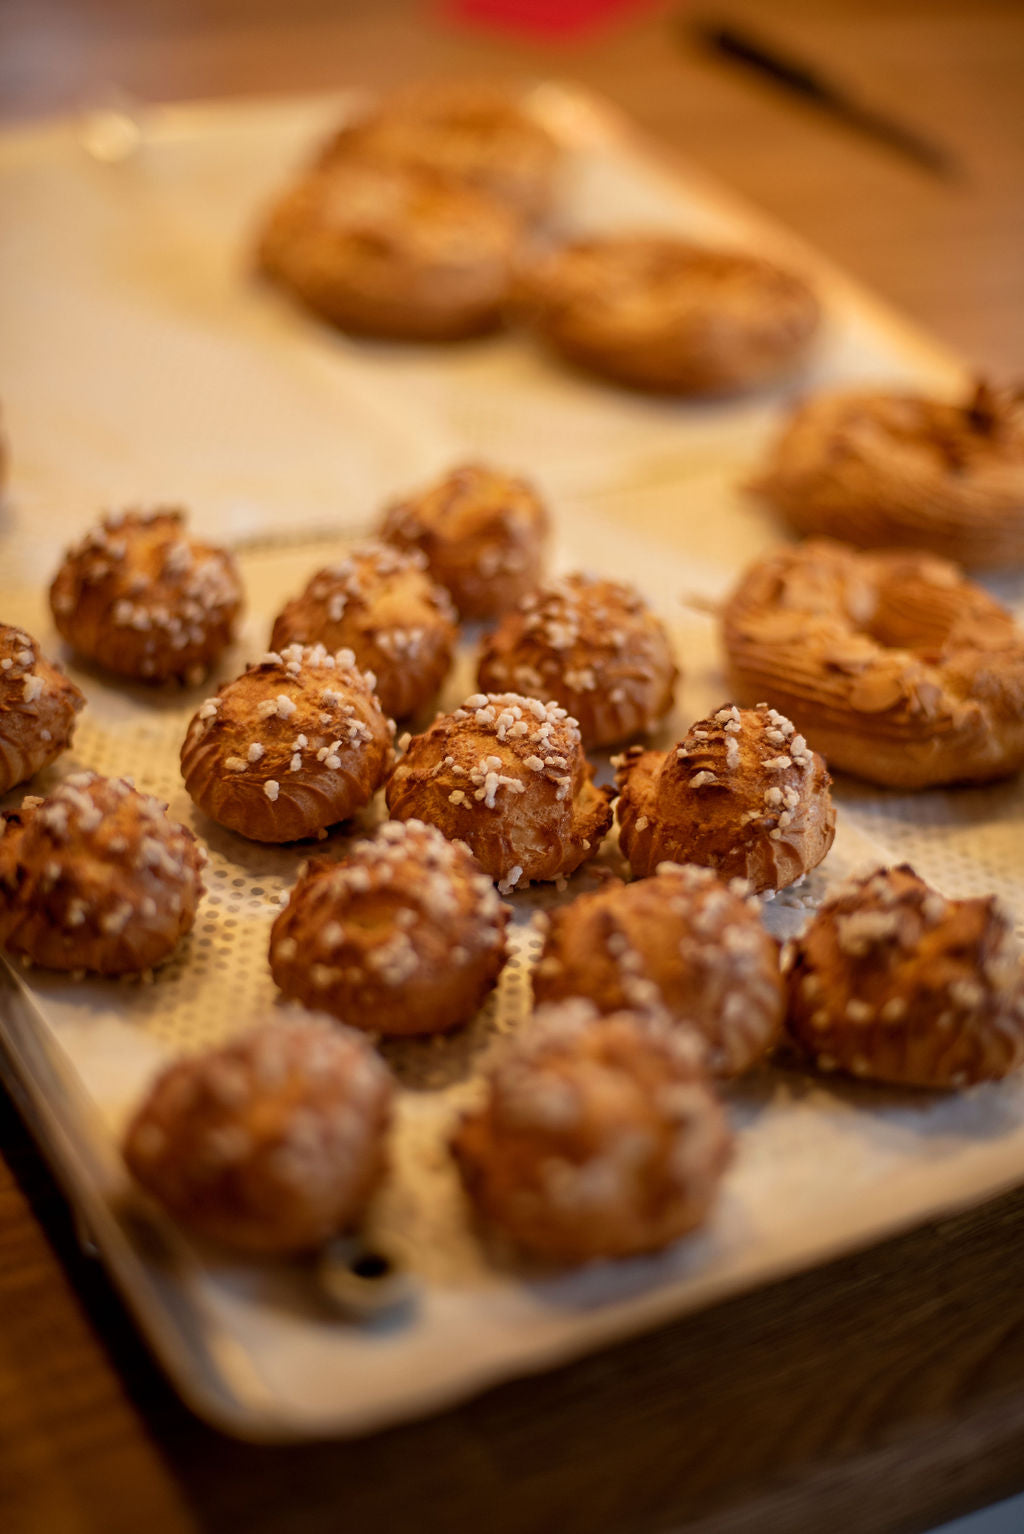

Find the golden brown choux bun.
[{"left": 0, "top": 623, "right": 85, "bottom": 794}]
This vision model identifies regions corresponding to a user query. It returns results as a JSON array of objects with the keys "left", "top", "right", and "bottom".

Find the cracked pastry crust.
[
  {"left": 616, "top": 703, "right": 835, "bottom": 893},
  {"left": 477, "top": 572, "right": 677, "bottom": 748},
  {"left": 269, "top": 540, "right": 457, "bottom": 720},
  {"left": 270, "top": 819, "right": 509, "bottom": 1036},
  {"left": 380, "top": 462, "right": 549, "bottom": 620},
  {"left": 533, "top": 864, "right": 783, "bottom": 1076},
  {"left": 0, "top": 772, "right": 204, "bottom": 975},
  {"left": 451, "top": 999, "right": 732, "bottom": 1263},
  {"left": 385, "top": 691, "right": 614, "bottom": 893},
  {"left": 48, "top": 508, "right": 242, "bottom": 685},
  {"left": 257, "top": 153, "right": 521, "bottom": 341},
  {"left": 0, "top": 623, "right": 85, "bottom": 794},
  {"left": 751, "top": 380, "right": 1024, "bottom": 569},
  {"left": 722, "top": 539, "right": 1024, "bottom": 788},
  {"left": 315, "top": 82, "right": 560, "bottom": 223},
  {"left": 785, "top": 865, "right": 1024, "bottom": 1088},
  {"left": 180, "top": 643, "right": 394, "bottom": 843},
  {"left": 515, "top": 235, "right": 821, "bottom": 395},
  {"left": 123, "top": 1015, "right": 394, "bottom": 1254}
]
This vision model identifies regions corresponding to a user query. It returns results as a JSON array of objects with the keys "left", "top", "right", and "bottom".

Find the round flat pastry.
[
  {"left": 270, "top": 820, "right": 508, "bottom": 1036},
  {"left": 257, "top": 154, "right": 521, "bottom": 342},
  {"left": 751, "top": 380, "right": 1024, "bottom": 568},
  {"left": 721, "top": 538, "right": 1024, "bottom": 788},
  {"left": 181, "top": 644, "right": 394, "bottom": 843},
  {"left": 269, "top": 541, "right": 457, "bottom": 720},
  {"left": 380, "top": 462, "right": 549, "bottom": 620},
  {"left": 477, "top": 572, "right": 677, "bottom": 748},
  {"left": 616, "top": 703, "right": 835, "bottom": 894},
  {"left": 533, "top": 864, "right": 783, "bottom": 1076},
  {"left": 0, "top": 772, "right": 204, "bottom": 975},
  {"left": 386, "top": 691, "right": 613, "bottom": 893},
  {"left": 516, "top": 235, "right": 821, "bottom": 394},
  {"left": 785, "top": 866, "right": 1024, "bottom": 1087},
  {"left": 49, "top": 508, "right": 242, "bottom": 685},
  {"left": 316, "top": 82, "right": 559, "bottom": 223},
  {"left": 123, "top": 1015, "right": 394, "bottom": 1254},
  {"left": 451, "top": 999, "right": 732, "bottom": 1263},
  {"left": 0, "top": 623, "right": 85, "bottom": 794}
]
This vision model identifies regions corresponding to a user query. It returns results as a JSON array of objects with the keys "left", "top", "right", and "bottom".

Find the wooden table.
[{"left": 2, "top": 4, "right": 1024, "bottom": 1531}]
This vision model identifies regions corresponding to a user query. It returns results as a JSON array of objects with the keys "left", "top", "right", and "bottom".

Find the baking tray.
[{"left": 2, "top": 83, "right": 1023, "bottom": 1441}]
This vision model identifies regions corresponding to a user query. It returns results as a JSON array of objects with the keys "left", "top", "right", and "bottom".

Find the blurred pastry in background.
[{"left": 749, "top": 380, "right": 1024, "bottom": 568}]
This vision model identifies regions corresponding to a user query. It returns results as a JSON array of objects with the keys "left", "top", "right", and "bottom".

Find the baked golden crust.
[
  {"left": 721, "top": 539, "right": 1024, "bottom": 788},
  {"left": 785, "top": 865, "right": 1024, "bottom": 1088},
  {"left": 616, "top": 703, "right": 835, "bottom": 893},
  {"left": 751, "top": 381, "right": 1024, "bottom": 569},
  {"left": 451, "top": 1000, "right": 731, "bottom": 1263},
  {"left": 269, "top": 540, "right": 457, "bottom": 720},
  {"left": 316, "top": 82, "right": 559, "bottom": 223},
  {"left": 533, "top": 865, "right": 783, "bottom": 1076},
  {"left": 48, "top": 508, "right": 242, "bottom": 684},
  {"left": 257, "top": 154, "right": 521, "bottom": 342},
  {"left": 123, "top": 1015, "right": 393, "bottom": 1254},
  {"left": 515, "top": 235, "right": 821, "bottom": 395},
  {"left": 270, "top": 820, "right": 508, "bottom": 1036},
  {"left": 386, "top": 692, "right": 613, "bottom": 893},
  {"left": 0, "top": 772, "right": 204, "bottom": 975},
  {"left": 380, "top": 462, "right": 549, "bottom": 620},
  {"left": 181, "top": 644, "right": 394, "bottom": 843},
  {"left": 0, "top": 623, "right": 85, "bottom": 794},
  {"left": 477, "top": 573, "right": 677, "bottom": 748}
]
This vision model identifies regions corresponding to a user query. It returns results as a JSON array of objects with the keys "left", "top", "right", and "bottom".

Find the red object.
[{"left": 440, "top": 0, "right": 656, "bottom": 42}]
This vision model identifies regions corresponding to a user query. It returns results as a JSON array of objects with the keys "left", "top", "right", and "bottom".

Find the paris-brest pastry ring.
[
  {"left": 514, "top": 234, "right": 821, "bottom": 395},
  {"left": 721, "top": 539, "right": 1024, "bottom": 789},
  {"left": 750, "top": 380, "right": 1024, "bottom": 569},
  {"left": 0, "top": 623, "right": 85, "bottom": 794},
  {"left": 532, "top": 864, "right": 784, "bottom": 1076},
  {"left": 48, "top": 508, "right": 243, "bottom": 684},
  {"left": 477, "top": 572, "right": 677, "bottom": 749},
  {"left": 180, "top": 644, "right": 394, "bottom": 843},
  {"left": 380, "top": 462, "right": 549, "bottom": 620},
  {"left": 315, "top": 81, "right": 560, "bottom": 224},
  {"left": 0, "top": 772, "right": 205, "bottom": 975},
  {"left": 269, "top": 540, "right": 457, "bottom": 721},
  {"left": 785, "top": 865, "right": 1024, "bottom": 1088},
  {"left": 270, "top": 820, "right": 509, "bottom": 1037},
  {"left": 451, "top": 999, "right": 733, "bottom": 1264},
  {"left": 385, "top": 692, "right": 614, "bottom": 893},
  {"left": 616, "top": 703, "right": 835, "bottom": 894},
  {"left": 257, "top": 152, "right": 522, "bottom": 342},
  {"left": 123, "top": 1015, "right": 394, "bottom": 1254}
]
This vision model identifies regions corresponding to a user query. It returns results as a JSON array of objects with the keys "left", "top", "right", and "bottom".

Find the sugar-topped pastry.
[
  {"left": 316, "top": 81, "right": 560, "bottom": 223},
  {"left": 123, "top": 1015, "right": 393, "bottom": 1254},
  {"left": 257, "top": 154, "right": 521, "bottom": 342},
  {"left": 533, "top": 865, "right": 783, "bottom": 1076},
  {"left": 269, "top": 540, "right": 457, "bottom": 720},
  {"left": 515, "top": 235, "right": 821, "bottom": 395},
  {"left": 722, "top": 538, "right": 1024, "bottom": 788},
  {"left": 0, "top": 772, "right": 204, "bottom": 975},
  {"left": 385, "top": 691, "right": 613, "bottom": 893},
  {"left": 750, "top": 380, "right": 1024, "bottom": 569},
  {"left": 477, "top": 573, "right": 677, "bottom": 748},
  {"left": 451, "top": 1000, "right": 732, "bottom": 1263},
  {"left": 380, "top": 463, "right": 549, "bottom": 620},
  {"left": 616, "top": 703, "right": 835, "bottom": 893},
  {"left": 270, "top": 820, "right": 508, "bottom": 1036},
  {"left": 180, "top": 643, "right": 394, "bottom": 843},
  {"left": 785, "top": 865, "right": 1024, "bottom": 1087},
  {"left": 0, "top": 623, "right": 85, "bottom": 795},
  {"left": 49, "top": 508, "right": 243, "bottom": 684}
]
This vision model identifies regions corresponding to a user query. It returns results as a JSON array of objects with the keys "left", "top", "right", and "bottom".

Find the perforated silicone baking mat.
[{"left": 2, "top": 86, "right": 1023, "bottom": 1440}]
